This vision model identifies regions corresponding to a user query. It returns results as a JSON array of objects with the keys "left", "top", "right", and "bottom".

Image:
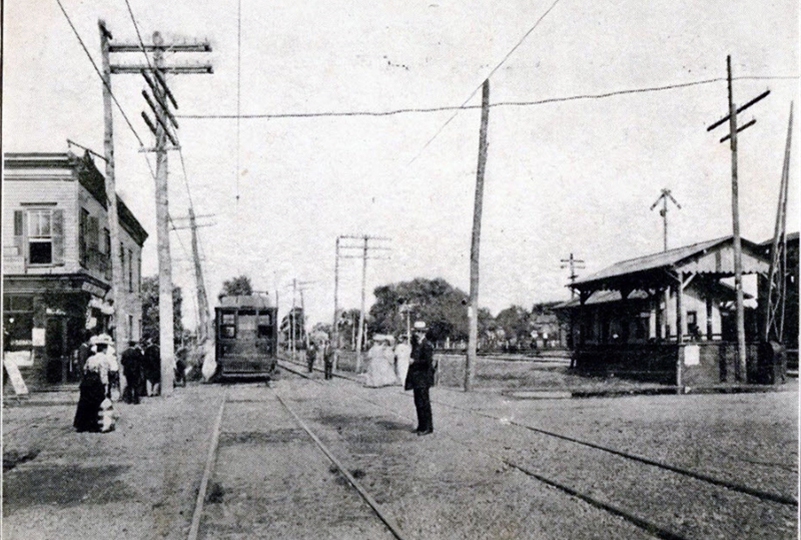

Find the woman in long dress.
[
  {"left": 364, "top": 336, "right": 397, "bottom": 388},
  {"left": 73, "top": 342, "right": 110, "bottom": 432}
]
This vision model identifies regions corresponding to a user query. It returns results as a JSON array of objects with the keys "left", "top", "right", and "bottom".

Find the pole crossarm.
[
  {"left": 111, "top": 64, "right": 213, "bottom": 74},
  {"left": 109, "top": 42, "right": 212, "bottom": 53}
]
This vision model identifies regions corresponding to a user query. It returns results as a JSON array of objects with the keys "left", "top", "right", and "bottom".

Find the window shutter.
[
  {"left": 13, "top": 210, "right": 24, "bottom": 257},
  {"left": 52, "top": 209, "right": 65, "bottom": 265}
]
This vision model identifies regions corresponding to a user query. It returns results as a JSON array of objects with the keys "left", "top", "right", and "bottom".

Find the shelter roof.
[
  {"left": 555, "top": 280, "right": 747, "bottom": 310},
  {"left": 572, "top": 235, "right": 768, "bottom": 293}
]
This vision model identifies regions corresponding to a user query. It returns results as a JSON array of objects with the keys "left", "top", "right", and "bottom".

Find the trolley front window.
[{"left": 220, "top": 311, "right": 236, "bottom": 338}]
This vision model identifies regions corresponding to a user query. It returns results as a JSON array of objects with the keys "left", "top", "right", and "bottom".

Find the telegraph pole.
[
  {"left": 337, "top": 234, "right": 391, "bottom": 372},
  {"left": 465, "top": 79, "right": 490, "bottom": 392},
  {"left": 291, "top": 278, "right": 297, "bottom": 360},
  {"left": 188, "top": 208, "right": 211, "bottom": 343},
  {"left": 108, "top": 26, "right": 212, "bottom": 396},
  {"left": 560, "top": 253, "right": 586, "bottom": 299},
  {"left": 98, "top": 21, "right": 125, "bottom": 367},
  {"left": 706, "top": 56, "right": 770, "bottom": 381},
  {"left": 332, "top": 237, "right": 340, "bottom": 369}
]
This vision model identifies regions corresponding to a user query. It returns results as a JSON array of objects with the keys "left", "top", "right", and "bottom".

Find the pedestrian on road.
[
  {"left": 322, "top": 337, "right": 335, "bottom": 380},
  {"left": 394, "top": 334, "right": 411, "bottom": 386},
  {"left": 74, "top": 339, "right": 111, "bottom": 432},
  {"left": 306, "top": 341, "right": 317, "bottom": 373},
  {"left": 121, "top": 341, "right": 143, "bottom": 404},
  {"left": 405, "top": 321, "right": 435, "bottom": 435},
  {"left": 144, "top": 340, "right": 161, "bottom": 396}
]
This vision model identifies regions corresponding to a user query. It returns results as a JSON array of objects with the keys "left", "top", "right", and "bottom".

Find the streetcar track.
[
  {"left": 277, "top": 360, "right": 792, "bottom": 539},
  {"left": 189, "top": 376, "right": 404, "bottom": 540},
  {"left": 279, "top": 358, "right": 797, "bottom": 506}
]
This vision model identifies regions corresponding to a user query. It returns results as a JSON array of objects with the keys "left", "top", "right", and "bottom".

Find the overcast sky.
[{"left": 4, "top": 0, "right": 799, "bottom": 330}]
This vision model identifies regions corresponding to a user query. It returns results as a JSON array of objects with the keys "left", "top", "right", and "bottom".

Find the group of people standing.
[
  {"left": 73, "top": 335, "right": 162, "bottom": 433},
  {"left": 306, "top": 336, "right": 336, "bottom": 380}
]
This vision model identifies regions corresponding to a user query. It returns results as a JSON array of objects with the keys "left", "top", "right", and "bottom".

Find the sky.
[{"left": 3, "top": 0, "right": 800, "bottom": 331}]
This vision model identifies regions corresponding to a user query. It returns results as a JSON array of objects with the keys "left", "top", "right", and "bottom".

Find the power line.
[
  {"left": 55, "top": 0, "right": 145, "bottom": 146},
  {"left": 175, "top": 75, "right": 798, "bottom": 120},
  {"left": 409, "top": 0, "right": 564, "bottom": 165}
]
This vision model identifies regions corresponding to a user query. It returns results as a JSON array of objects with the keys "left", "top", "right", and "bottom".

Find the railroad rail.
[{"left": 276, "top": 359, "right": 796, "bottom": 539}]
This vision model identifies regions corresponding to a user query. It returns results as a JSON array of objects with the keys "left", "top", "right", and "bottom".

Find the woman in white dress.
[{"left": 364, "top": 335, "right": 397, "bottom": 387}]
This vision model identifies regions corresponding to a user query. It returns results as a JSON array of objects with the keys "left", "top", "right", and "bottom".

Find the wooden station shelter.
[{"left": 557, "top": 236, "right": 775, "bottom": 387}]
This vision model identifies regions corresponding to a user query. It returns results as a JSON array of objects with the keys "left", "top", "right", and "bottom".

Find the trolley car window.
[
  {"left": 220, "top": 310, "right": 236, "bottom": 339},
  {"left": 257, "top": 324, "right": 272, "bottom": 338},
  {"left": 239, "top": 309, "right": 257, "bottom": 331}
]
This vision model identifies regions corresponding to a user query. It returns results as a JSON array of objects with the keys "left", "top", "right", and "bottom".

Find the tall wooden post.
[
  {"left": 356, "top": 235, "right": 368, "bottom": 373},
  {"left": 726, "top": 56, "right": 747, "bottom": 381},
  {"left": 291, "top": 278, "right": 296, "bottom": 360},
  {"left": 465, "top": 79, "right": 490, "bottom": 392},
  {"left": 99, "top": 20, "right": 126, "bottom": 369},
  {"left": 189, "top": 207, "right": 210, "bottom": 343},
  {"left": 153, "top": 31, "right": 175, "bottom": 395},
  {"left": 332, "top": 237, "right": 340, "bottom": 370}
]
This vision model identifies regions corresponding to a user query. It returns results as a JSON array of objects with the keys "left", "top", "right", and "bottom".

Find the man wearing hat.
[{"left": 405, "top": 321, "right": 435, "bottom": 435}]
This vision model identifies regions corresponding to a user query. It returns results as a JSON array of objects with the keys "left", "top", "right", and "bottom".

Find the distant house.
[
  {"left": 556, "top": 236, "right": 773, "bottom": 385},
  {"left": 3, "top": 150, "right": 148, "bottom": 388}
]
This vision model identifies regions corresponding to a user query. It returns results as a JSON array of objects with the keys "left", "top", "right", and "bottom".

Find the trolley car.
[{"left": 215, "top": 294, "right": 278, "bottom": 379}]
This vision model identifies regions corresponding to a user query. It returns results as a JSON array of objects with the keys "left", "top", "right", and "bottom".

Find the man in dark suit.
[
  {"left": 120, "top": 341, "right": 143, "bottom": 404},
  {"left": 405, "top": 321, "right": 435, "bottom": 436}
]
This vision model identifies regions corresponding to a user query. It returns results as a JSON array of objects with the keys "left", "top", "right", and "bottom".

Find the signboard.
[
  {"left": 5, "top": 350, "right": 33, "bottom": 367},
  {"left": 3, "top": 355, "right": 30, "bottom": 395},
  {"left": 32, "top": 327, "right": 46, "bottom": 347}
]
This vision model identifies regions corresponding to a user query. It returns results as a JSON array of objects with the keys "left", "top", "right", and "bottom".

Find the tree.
[
  {"left": 369, "top": 278, "right": 469, "bottom": 344},
  {"left": 495, "top": 305, "right": 531, "bottom": 350},
  {"left": 219, "top": 275, "right": 253, "bottom": 299},
  {"left": 141, "top": 275, "right": 184, "bottom": 346}
]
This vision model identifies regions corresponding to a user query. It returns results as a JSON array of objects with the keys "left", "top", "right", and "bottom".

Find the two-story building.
[{"left": 3, "top": 150, "right": 148, "bottom": 388}]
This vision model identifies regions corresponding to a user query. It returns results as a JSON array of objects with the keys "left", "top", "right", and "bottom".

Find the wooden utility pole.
[
  {"left": 465, "top": 79, "right": 490, "bottom": 392},
  {"left": 291, "top": 278, "right": 297, "bottom": 360},
  {"left": 108, "top": 26, "right": 212, "bottom": 396},
  {"left": 332, "top": 237, "right": 340, "bottom": 370},
  {"left": 151, "top": 32, "right": 176, "bottom": 394},
  {"left": 764, "top": 103, "right": 794, "bottom": 344},
  {"left": 357, "top": 236, "right": 368, "bottom": 372},
  {"left": 706, "top": 56, "right": 770, "bottom": 381},
  {"left": 336, "top": 234, "right": 391, "bottom": 372},
  {"left": 98, "top": 21, "right": 125, "bottom": 366},
  {"left": 189, "top": 207, "right": 211, "bottom": 343}
]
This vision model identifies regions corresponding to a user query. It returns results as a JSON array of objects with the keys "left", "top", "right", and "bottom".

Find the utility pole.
[
  {"left": 291, "top": 278, "right": 297, "bottom": 360},
  {"left": 706, "top": 56, "right": 770, "bottom": 381},
  {"left": 465, "top": 79, "right": 490, "bottom": 392},
  {"left": 188, "top": 208, "right": 211, "bottom": 343},
  {"left": 332, "top": 237, "right": 340, "bottom": 369},
  {"left": 764, "top": 103, "right": 794, "bottom": 344},
  {"left": 560, "top": 253, "right": 586, "bottom": 299},
  {"left": 108, "top": 26, "right": 212, "bottom": 396},
  {"left": 98, "top": 21, "right": 125, "bottom": 370},
  {"left": 650, "top": 189, "right": 681, "bottom": 252},
  {"left": 336, "top": 234, "right": 391, "bottom": 372}
]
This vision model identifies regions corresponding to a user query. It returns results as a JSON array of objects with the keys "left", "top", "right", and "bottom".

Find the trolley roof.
[{"left": 216, "top": 294, "right": 274, "bottom": 310}]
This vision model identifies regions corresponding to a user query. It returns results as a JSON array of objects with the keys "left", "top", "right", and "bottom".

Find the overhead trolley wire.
[
  {"left": 175, "top": 75, "right": 799, "bottom": 120},
  {"left": 55, "top": 0, "right": 145, "bottom": 147},
  {"left": 409, "top": 0, "right": 564, "bottom": 164}
]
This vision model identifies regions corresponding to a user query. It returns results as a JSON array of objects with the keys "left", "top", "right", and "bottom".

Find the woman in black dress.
[{"left": 73, "top": 343, "right": 108, "bottom": 432}]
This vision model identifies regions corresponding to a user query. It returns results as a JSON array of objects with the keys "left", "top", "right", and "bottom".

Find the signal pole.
[
  {"left": 560, "top": 253, "right": 586, "bottom": 299},
  {"left": 107, "top": 26, "right": 212, "bottom": 396},
  {"left": 650, "top": 189, "right": 681, "bottom": 252},
  {"left": 706, "top": 56, "right": 770, "bottom": 381},
  {"left": 465, "top": 79, "right": 490, "bottom": 392},
  {"left": 332, "top": 237, "right": 341, "bottom": 369}
]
